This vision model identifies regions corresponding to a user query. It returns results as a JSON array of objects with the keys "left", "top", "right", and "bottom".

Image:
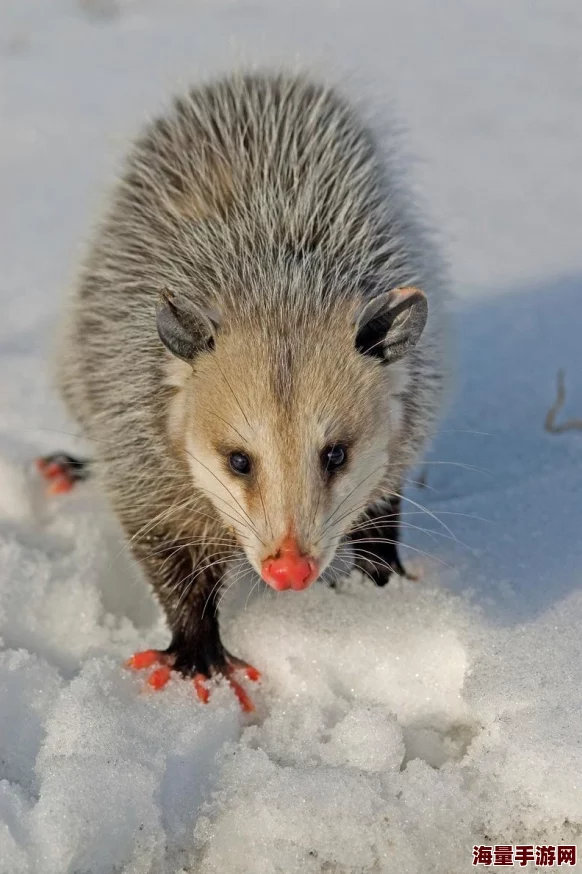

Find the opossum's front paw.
[
  {"left": 353, "top": 554, "right": 418, "bottom": 587},
  {"left": 36, "top": 453, "right": 90, "bottom": 495},
  {"left": 361, "top": 561, "right": 396, "bottom": 587},
  {"left": 125, "top": 647, "right": 261, "bottom": 712}
]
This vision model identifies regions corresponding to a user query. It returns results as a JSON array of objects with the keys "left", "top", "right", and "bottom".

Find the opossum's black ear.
[
  {"left": 355, "top": 287, "right": 427, "bottom": 364},
  {"left": 156, "top": 289, "right": 219, "bottom": 361}
]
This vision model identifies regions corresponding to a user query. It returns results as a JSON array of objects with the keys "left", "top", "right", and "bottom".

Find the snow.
[{"left": 1, "top": 0, "right": 581, "bottom": 871}]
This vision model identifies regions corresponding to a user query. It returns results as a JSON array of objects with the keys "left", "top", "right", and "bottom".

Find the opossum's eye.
[
  {"left": 229, "top": 452, "right": 252, "bottom": 476},
  {"left": 321, "top": 444, "right": 348, "bottom": 475}
]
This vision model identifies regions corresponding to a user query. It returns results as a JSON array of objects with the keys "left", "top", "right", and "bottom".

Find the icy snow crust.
[{"left": 1, "top": 1, "right": 582, "bottom": 872}]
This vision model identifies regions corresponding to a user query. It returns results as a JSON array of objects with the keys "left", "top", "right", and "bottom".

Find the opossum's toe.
[
  {"left": 193, "top": 673, "right": 210, "bottom": 704},
  {"left": 227, "top": 677, "right": 255, "bottom": 712},
  {"left": 224, "top": 651, "right": 262, "bottom": 683},
  {"left": 193, "top": 662, "right": 258, "bottom": 712},
  {"left": 224, "top": 655, "right": 261, "bottom": 711},
  {"left": 36, "top": 460, "right": 59, "bottom": 477},
  {"left": 125, "top": 649, "right": 168, "bottom": 670},
  {"left": 47, "top": 475, "right": 75, "bottom": 495},
  {"left": 125, "top": 649, "right": 174, "bottom": 691},
  {"left": 147, "top": 666, "right": 172, "bottom": 690}
]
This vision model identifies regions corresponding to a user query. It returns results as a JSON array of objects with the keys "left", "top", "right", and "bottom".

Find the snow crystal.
[
  {"left": 0, "top": 651, "right": 62, "bottom": 792},
  {"left": 0, "top": 783, "right": 31, "bottom": 874}
]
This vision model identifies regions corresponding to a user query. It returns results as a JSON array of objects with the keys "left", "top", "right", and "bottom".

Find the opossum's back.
[{"left": 104, "top": 72, "right": 393, "bottom": 277}]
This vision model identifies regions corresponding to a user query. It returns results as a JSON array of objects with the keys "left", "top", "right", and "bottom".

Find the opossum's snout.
[{"left": 260, "top": 535, "right": 319, "bottom": 591}]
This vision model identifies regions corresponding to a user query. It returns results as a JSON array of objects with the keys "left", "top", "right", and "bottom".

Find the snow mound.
[{"left": 1, "top": 516, "right": 581, "bottom": 873}]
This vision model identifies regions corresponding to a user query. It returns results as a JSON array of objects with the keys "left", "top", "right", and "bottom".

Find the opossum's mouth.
[{"left": 237, "top": 538, "right": 342, "bottom": 593}]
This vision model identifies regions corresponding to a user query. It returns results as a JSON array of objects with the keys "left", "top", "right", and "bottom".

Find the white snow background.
[{"left": 1, "top": 1, "right": 581, "bottom": 872}]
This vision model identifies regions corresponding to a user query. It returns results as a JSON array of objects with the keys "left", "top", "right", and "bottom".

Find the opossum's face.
[{"left": 159, "top": 288, "right": 427, "bottom": 590}]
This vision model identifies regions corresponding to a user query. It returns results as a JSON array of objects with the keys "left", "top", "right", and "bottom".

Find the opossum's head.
[{"left": 158, "top": 287, "right": 427, "bottom": 591}]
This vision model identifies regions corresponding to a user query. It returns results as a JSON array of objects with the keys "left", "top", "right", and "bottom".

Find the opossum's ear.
[
  {"left": 156, "top": 289, "right": 219, "bottom": 361},
  {"left": 355, "top": 287, "right": 427, "bottom": 364}
]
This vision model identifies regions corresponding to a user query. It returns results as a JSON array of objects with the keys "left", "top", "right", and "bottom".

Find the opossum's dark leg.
[
  {"left": 349, "top": 496, "right": 411, "bottom": 587},
  {"left": 126, "top": 536, "right": 259, "bottom": 710},
  {"left": 36, "top": 453, "right": 90, "bottom": 495}
]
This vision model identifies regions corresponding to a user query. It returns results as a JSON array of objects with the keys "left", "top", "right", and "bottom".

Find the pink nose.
[{"left": 261, "top": 537, "right": 319, "bottom": 591}]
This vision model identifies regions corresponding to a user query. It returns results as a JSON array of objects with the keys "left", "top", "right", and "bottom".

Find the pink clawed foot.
[
  {"left": 35, "top": 454, "right": 89, "bottom": 496},
  {"left": 125, "top": 648, "right": 261, "bottom": 711}
]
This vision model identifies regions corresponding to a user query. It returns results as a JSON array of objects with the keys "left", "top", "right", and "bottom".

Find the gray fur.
[{"left": 56, "top": 71, "right": 448, "bottom": 676}]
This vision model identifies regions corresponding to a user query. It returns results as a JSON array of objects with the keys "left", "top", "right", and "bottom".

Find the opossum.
[{"left": 42, "top": 71, "right": 448, "bottom": 709}]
